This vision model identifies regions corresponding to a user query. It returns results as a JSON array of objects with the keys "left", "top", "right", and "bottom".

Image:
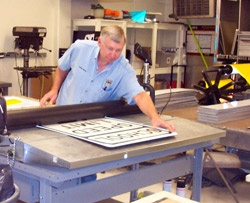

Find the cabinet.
[{"left": 73, "top": 19, "right": 187, "bottom": 88}]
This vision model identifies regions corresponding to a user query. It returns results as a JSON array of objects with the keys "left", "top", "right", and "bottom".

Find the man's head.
[{"left": 98, "top": 25, "right": 126, "bottom": 64}]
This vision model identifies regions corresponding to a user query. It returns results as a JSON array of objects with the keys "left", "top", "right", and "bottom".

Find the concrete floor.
[{"left": 98, "top": 167, "right": 250, "bottom": 203}]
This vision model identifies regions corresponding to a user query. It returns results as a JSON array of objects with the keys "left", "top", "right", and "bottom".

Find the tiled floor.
[{"left": 98, "top": 168, "right": 250, "bottom": 203}]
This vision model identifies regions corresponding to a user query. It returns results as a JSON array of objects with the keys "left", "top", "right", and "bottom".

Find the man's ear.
[{"left": 97, "top": 37, "right": 102, "bottom": 47}]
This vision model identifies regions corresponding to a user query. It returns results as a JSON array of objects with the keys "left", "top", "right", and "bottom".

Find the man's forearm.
[
  {"left": 133, "top": 92, "right": 159, "bottom": 120},
  {"left": 51, "top": 67, "right": 69, "bottom": 92},
  {"left": 134, "top": 91, "right": 176, "bottom": 132}
]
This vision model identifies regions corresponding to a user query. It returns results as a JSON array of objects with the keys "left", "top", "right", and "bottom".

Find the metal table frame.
[{"left": 0, "top": 141, "right": 217, "bottom": 202}]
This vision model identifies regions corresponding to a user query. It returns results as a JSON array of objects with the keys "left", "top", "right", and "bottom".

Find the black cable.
[
  {"left": 159, "top": 84, "right": 172, "bottom": 115},
  {"left": 15, "top": 68, "right": 23, "bottom": 96},
  {"left": 13, "top": 48, "right": 23, "bottom": 95},
  {"left": 139, "top": 63, "right": 144, "bottom": 76},
  {"left": 0, "top": 145, "right": 11, "bottom": 147}
]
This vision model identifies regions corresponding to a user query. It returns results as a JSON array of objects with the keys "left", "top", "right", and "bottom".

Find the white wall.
[{"left": 0, "top": 0, "right": 71, "bottom": 96}]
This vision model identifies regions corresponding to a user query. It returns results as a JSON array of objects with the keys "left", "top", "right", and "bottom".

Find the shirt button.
[{"left": 91, "top": 80, "right": 94, "bottom": 82}]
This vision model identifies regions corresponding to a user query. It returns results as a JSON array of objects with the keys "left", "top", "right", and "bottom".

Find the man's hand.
[
  {"left": 151, "top": 115, "right": 176, "bottom": 133},
  {"left": 133, "top": 92, "right": 176, "bottom": 132},
  {"left": 39, "top": 67, "right": 69, "bottom": 107},
  {"left": 39, "top": 90, "right": 58, "bottom": 107}
]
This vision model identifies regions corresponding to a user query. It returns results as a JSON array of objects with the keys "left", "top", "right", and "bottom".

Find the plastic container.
[
  {"left": 163, "top": 179, "right": 172, "bottom": 192},
  {"left": 176, "top": 177, "right": 186, "bottom": 197}
]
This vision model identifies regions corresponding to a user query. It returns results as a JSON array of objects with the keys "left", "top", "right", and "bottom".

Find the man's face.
[{"left": 98, "top": 35, "right": 125, "bottom": 64}]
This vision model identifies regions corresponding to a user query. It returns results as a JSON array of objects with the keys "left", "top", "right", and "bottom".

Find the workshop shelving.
[{"left": 72, "top": 19, "right": 187, "bottom": 88}]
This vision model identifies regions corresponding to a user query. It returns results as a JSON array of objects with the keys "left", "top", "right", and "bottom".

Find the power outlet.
[{"left": 166, "top": 57, "right": 171, "bottom": 64}]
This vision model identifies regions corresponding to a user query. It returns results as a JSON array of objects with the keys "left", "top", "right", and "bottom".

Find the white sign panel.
[{"left": 37, "top": 117, "right": 177, "bottom": 148}]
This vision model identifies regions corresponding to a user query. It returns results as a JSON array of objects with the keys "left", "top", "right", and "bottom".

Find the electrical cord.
[
  {"left": 13, "top": 45, "right": 49, "bottom": 97},
  {"left": 14, "top": 54, "right": 23, "bottom": 96},
  {"left": 39, "top": 53, "right": 46, "bottom": 99},
  {"left": 159, "top": 84, "right": 172, "bottom": 115},
  {"left": 140, "top": 64, "right": 144, "bottom": 76},
  {"left": 13, "top": 40, "right": 22, "bottom": 95}
]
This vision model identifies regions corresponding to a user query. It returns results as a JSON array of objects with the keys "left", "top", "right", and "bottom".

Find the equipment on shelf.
[
  {"left": 134, "top": 42, "right": 152, "bottom": 65},
  {"left": 12, "top": 26, "right": 54, "bottom": 96},
  {"left": 13, "top": 26, "right": 47, "bottom": 51},
  {"left": 193, "top": 64, "right": 250, "bottom": 105},
  {"left": 134, "top": 43, "right": 155, "bottom": 103}
]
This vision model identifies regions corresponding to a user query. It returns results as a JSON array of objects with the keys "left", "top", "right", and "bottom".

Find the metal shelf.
[{"left": 72, "top": 19, "right": 187, "bottom": 88}]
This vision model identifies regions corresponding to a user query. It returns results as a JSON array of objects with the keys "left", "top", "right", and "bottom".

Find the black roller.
[{"left": 7, "top": 100, "right": 141, "bottom": 130}]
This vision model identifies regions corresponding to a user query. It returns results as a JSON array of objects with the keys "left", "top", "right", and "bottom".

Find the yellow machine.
[{"left": 193, "top": 64, "right": 250, "bottom": 105}]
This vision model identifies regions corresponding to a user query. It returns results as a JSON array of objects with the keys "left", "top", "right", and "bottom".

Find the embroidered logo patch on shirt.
[{"left": 103, "top": 79, "right": 112, "bottom": 90}]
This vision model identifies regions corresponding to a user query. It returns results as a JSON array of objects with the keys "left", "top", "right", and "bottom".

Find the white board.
[{"left": 37, "top": 117, "right": 177, "bottom": 148}]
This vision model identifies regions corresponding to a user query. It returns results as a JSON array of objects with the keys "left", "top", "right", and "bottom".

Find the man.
[{"left": 40, "top": 25, "right": 175, "bottom": 132}]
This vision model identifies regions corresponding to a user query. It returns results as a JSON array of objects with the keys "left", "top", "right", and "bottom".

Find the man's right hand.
[{"left": 39, "top": 90, "right": 58, "bottom": 107}]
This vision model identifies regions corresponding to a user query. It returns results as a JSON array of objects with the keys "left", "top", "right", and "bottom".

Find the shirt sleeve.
[
  {"left": 58, "top": 43, "right": 75, "bottom": 71},
  {"left": 116, "top": 64, "right": 145, "bottom": 105},
  {"left": 58, "top": 40, "right": 95, "bottom": 71}
]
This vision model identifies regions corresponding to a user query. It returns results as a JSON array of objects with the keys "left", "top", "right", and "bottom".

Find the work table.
[
  {"left": 0, "top": 113, "right": 225, "bottom": 203},
  {"left": 3, "top": 114, "right": 224, "bottom": 169}
]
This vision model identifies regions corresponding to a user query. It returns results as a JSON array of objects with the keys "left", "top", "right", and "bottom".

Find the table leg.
[
  {"left": 39, "top": 179, "right": 53, "bottom": 203},
  {"left": 130, "top": 163, "right": 140, "bottom": 202},
  {"left": 192, "top": 148, "right": 203, "bottom": 202}
]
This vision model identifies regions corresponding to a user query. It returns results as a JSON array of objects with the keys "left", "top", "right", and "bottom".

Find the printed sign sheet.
[{"left": 37, "top": 117, "right": 177, "bottom": 148}]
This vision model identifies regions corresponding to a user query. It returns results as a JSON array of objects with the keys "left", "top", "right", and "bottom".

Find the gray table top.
[{"left": 7, "top": 114, "right": 225, "bottom": 169}]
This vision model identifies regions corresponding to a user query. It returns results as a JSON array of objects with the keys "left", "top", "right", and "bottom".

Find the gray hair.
[{"left": 100, "top": 25, "right": 126, "bottom": 44}]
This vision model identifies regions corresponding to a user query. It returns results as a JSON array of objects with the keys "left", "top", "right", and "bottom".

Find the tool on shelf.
[
  {"left": 12, "top": 26, "right": 55, "bottom": 96},
  {"left": 134, "top": 43, "right": 155, "bottom": 103}
]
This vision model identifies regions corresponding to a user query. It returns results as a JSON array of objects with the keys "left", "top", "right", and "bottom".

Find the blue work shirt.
[{"left": 56, "top": 40, "right": 144, "bottom": 106}]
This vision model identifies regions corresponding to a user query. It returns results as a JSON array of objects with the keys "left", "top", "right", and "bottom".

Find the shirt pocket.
[{"left": 96, "top": 86, "right": 113, "bottom": 101}]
